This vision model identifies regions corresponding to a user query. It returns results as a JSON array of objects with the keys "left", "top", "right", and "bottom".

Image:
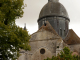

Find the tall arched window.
[
  {"left": 60, "top": 29, "right": 62, "bottom": 36},
  {"left": 64, "top": 30, "right": 65, "bottom": 36},
  {"left": 43, "top": 20, "right": 46, "bottom": 26},
  {"left": 65, "top": 21, "right": 68, "bottom": 31}
]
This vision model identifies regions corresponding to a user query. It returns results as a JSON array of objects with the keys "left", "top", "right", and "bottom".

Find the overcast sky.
[{"left": 16, "top": 0, "right": 80, "bottom": 37}]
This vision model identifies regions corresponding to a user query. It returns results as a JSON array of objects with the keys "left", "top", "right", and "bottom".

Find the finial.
[
  {"left": 48, "top": 0, "right": 59, "bottom": 2},
  {"left": 24, "top": 23, "right": 26, "bottom": 30}
]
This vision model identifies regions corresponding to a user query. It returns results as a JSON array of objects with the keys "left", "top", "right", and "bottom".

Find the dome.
[{"left": 38, "top": 1, "right": 69, "bottom": 21}]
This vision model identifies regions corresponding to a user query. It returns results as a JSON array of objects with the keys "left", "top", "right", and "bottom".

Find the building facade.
[{"left": 18, "top": 0, "right": 80, "bottom": 60}]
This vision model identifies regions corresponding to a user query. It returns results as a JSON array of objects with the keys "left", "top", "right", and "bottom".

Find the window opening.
[
  {"left": 64, "top": 30, "right": 65, "bottom": 36},
  {"left": 40, "top": 49, "right": 45, "bottom": 54},
  {"left": 43, "top": 20, "right": 46, "bottom": 26},
  {"left": 60, "top": 29, "right": 62, "bottom": 36},
  {"left": 57, "top": 46, "right": 59, "bottom": 48}
]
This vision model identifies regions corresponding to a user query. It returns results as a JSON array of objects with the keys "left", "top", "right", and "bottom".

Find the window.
[
  {"left": 65, "top": 21, "right": 68, "bottom": 31},
  {"left": 64, "top": 30, "right": 65, "bottom": 36},
  {"left": 57, "top": 46, "right": 59, "bottom": 48},
  {"left": 40, "top": 49, "right": 45, "bottom": 54},
  {"left": 60, "top": 29, "right": 62, "bottom": 36},
  {"left": 43, "top": 20, "right": 46, "bottom": 26}
]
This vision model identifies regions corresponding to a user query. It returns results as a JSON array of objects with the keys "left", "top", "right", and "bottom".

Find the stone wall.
[
  {"left": 26, "top": 30, "right": 63, "bottom": 60},
  {"left": 18, "top": 27, "right": 64, "bottom": 60}
]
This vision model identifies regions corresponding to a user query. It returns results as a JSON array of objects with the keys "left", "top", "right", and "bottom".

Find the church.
[{"left": 18, "top": 0, "right": 80, "bottom": 60}]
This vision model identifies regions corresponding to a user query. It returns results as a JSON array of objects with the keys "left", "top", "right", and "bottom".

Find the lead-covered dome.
[
  {"left": 38, "top": 0, "right": 69, "bottom": 21},
  {"left": 37, "top": 0, "right": 70, "bottom": 40}
]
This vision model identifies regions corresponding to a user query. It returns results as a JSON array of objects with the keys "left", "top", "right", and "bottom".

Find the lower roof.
[{"left": 64, "top": 29, "right": 80, "bottom": 45}]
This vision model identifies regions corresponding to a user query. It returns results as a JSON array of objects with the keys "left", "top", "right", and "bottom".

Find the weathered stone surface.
[
  {"left": 27, "top": 31, "right": 63, "bottom": 60},
  {"left": 30, "top": 30, "right": 59, "bottom": 41},
  {"left": 30, "top": 21, "right": 60, "bottom": 41},
  {"left": 18, "top": 21, "right": 63, "bottom": 60}
]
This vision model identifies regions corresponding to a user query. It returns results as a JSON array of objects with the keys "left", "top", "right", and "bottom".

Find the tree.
[
  {"left": 0, "top": 0, "right": 24, "bottom": 25},
  {"left": 44, "top": 47, "right": 80, "bottom": 60},
  {"left": 0, "top": 0, "right": 30, "bottom": 60}
]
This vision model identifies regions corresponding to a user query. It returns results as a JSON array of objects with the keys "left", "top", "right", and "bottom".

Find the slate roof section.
[{"left": 38, "top": 1, "right": 69, "bottom": 21}]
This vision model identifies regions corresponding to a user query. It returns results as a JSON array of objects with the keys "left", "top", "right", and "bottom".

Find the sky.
[{"left": 16, "top": 0, "right": 80, "bottom": 37}]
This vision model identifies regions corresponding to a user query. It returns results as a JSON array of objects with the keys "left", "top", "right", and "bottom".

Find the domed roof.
[{"left": 38, "top": 0, "right": 69, "bottom": 20}]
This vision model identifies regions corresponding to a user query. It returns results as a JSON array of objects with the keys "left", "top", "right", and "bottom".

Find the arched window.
[
  {"left": 60, "top": 29, "right": 62, "bottom": 36},
  {"left": 43, "top": 20, "right": 46, "bottom": 26},
  {"left": 65, "top": 21, "right": 68, "bottom": 31},
  {"left": 64, "top": 30, "right": 65, "bottom": 36}
]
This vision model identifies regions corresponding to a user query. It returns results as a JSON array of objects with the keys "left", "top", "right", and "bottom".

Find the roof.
[
  {"left": 38, "top": 1, "right": 69, "bottom": 21},
  {"left": 38, "top": 21, "right": 59, "bottom": 36},
  {"left": 30, "top": 21, "right": 61, "bottom": 41},
  {"left": 64, "top": 29, "right": 80, "bottom": 45}
]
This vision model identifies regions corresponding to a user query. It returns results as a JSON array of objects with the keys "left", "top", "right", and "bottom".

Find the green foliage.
[
  {"left": 0, "top": 23, "right": 31, "bottom": 60},
  {"left": 59, "top": 47, "right": 73, "bottom": 60},
  {"left": 0, "top": 0, "right": 31, "bottom": 60},
  {"left": 44, "top": 47, "right": 80, "bottom": 60},
  {"left": 0, "top": 0, "right": 24, "bottom": 25}
]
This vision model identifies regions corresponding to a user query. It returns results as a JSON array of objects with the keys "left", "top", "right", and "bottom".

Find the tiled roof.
[{"left": 64, "top": 29, "right": 80, "bottom": 45}]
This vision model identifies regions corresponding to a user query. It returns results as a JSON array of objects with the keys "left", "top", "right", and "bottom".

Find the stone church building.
[{"left": 18, "top": 0, "right": 80, "bottom": 60}]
